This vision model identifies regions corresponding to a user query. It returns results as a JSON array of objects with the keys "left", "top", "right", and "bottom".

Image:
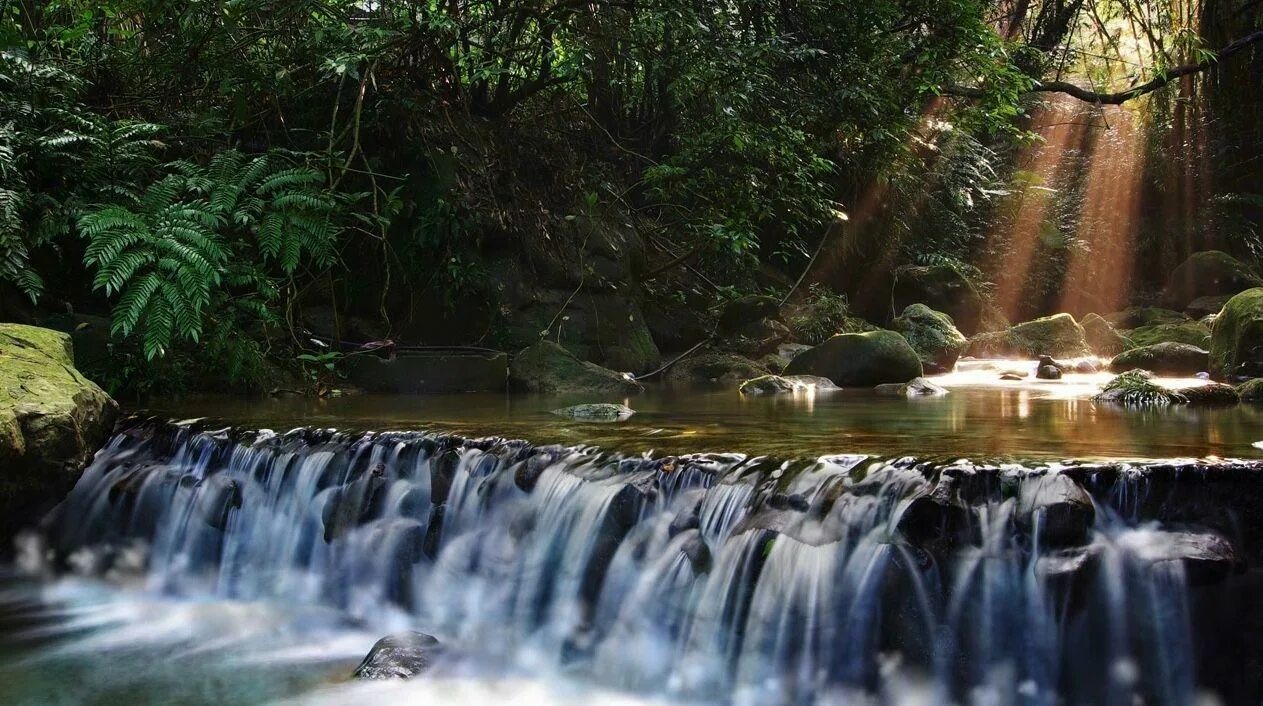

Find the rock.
[
  {"left": 1103, "top": 307, "right": 1189, "bottom": 329},
  {"left": 758, "top": 353, "right": 789, "bottom": 374},
  {"left": 874, "top": 376, "right": 948, "bottom": 397},
  {"left": 1186, "top": 295, "right": 1233, "bottom": 320},
  {"left": 784, "top": 330, "right": 923, "bottom": 387},
  {"left": 1209, "top": 288, "right": 1263, "bottom": 379},
  {"left": 35, "top": 313, "right": 112, "bottom": 371},
  {"left": 346, "top": 350, "right": 509, "bottom": 393},
  {"left": 354, "top": 631, "right": 443, "bottom": 679},
  {"left": 666, "top": 351, "right": 769, "bottom": 388},
  {"left": 718, "top": 295, "right": 781, "bottom": 333},
  {"left": 777, "top": 343, "right": 812, "bottom": 360},
  {"left": 722, "top": 317, "right": 791, "bottom": 357},
  {"left": 503, "top": 291, "right": 662, "bottom": 374},
  {"left": 510, "top": 341, "right": 643, "bottom": 394},
  {"left": 551, "top": 403, "right": 635, "bottom": 421},
  {"left": 966, "top": 313, "right": 1090, "bottom": 359},
  {"left": 1176, "top": 382, "right": 1240, "bottom": 406},
  {"left": 889, "top": 304, "right": 968, "bottom": 373},
  {"left": 1081, "top": 313, "right": 1130, "bottom": 356},
  {"left": 1109, "top": 342, "right": 1209, "bottom": 376},
  {"left": 1132, "top": 531, "right": 1240, "bottom": 586},
  {"left": 1124, "top": 322, "right": 1211, "bottom": 349},
  {"left": 0, "top": 324, "right": 118, "bottom": 542},
  {"left": 1094, "top": 370, "right": 1187, "bottom": 406},
  {"left": 891, "top": 264, "right": 992, "bottom": 336},
  {"left": 1016, "top": 473, "right": 1094, "bottom": 547},
  {"left": 1237, "top": 378, "right": 1263, "bottom": 402},
  {"left": 1036, "top": 364, "right": 1062, "bottom": 380},
  {"left": 1161, "top": 250, "right": 1262, "bottom": 311},
  {"left": 999, "top": 371, "right": 1027, "bottom": 381},
  {"left": 678, "top": 531, "right": 712, "bottom": 575},
  {"left": 731, "top": 372, "right": 831, "bottom": 397}
]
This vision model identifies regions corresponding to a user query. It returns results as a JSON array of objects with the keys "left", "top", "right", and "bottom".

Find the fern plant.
[{"left": 79, "top": 150, "right": 338, "bottom": 359}]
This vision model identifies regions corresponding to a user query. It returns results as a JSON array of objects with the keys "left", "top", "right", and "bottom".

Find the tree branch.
[{"left": 947, "top": 29, "right": 1263, "bottom": 105}]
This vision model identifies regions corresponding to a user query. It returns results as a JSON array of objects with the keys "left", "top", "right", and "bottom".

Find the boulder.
[
  {"left": 1093, "top": 370, "right": 1187, "bottom": 406},
  {"left": 1237, "top": 378, "right": 1263, "bottom": 402},
  {"left": 510, "top": 341, "right": 643, "bottom": 394},
  {"left": 718, "top": 295, "right": 781, "bottom": 333},
  {"left": 346, "top": 350, "right": 508, "bottom": 393},
  {"left": 889, "top": 304, "right": 968, "bottom": 373},
  {"left": 784, "top": 330, "right": 923, "bottom": 387},
  {"left": 1132, "top": 531, "right": 1240, "bottom": 586},
  {"left": 1209, "top": 288, "right": 1263, "bottom": 379},
  {"left": 1186, "top": 295, "right": 1232, "bottom": 320},
  {"left": 1036, "top": 364, "right": 1062, "bottom": 380},
  {"left": 892, "top": 264, "right": 993, "bottom": 335},
  {"left": 738, "top": 374, "right": 838, "bottom": 395},
  {"left": 1176, "top": 383, "right": 1240, "bottom": 406},
  {"left": 1124, "top": 322, "right": 1211, "bottom": 349},
  {"left": 1103, "top": 307, "right": 1189, "bottom": 329},
  {"left": 1016, "top": 473, "right": 1094, "bottom": 547},
  {"left": 1081, "top": 313, "right": 1130, "bottom": 356},
  {"left": 666, "top": 351, "right": 768, "bottom": 388},
  {"left": 874, "top": 377, "right": 948, "bottom": 397},
  {"left": 502, "top": 291, "right": 662, "bottom": 374},
  {"left": 0, "top": 324, "right": 118, "bottom": 542},
  {"left": 1161, "top": 250, "right": 1262, "bottom": 311},
  {"left": 354, "top": 631, "right": 444, "bottom": 679},
  {"left": 551, "top": 403, "right": 635, "bottom": 421},
  {"left": 966, "top": 313, "right": 1090, "bottom": 359},
  {"left": 1109, "top": 342, "right": 1209, "bottom": 376}
]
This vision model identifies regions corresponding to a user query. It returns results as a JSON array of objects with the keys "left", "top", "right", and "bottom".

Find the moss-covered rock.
[
  {"left": 874, "top": 376, "right": 948, "bottom": 397},
  {"left": 892, "top": 264, "right": 990, "bottom": 336},
  {"left": 1109, "top": 342, "right": 1209, "bottom": 376},
  {"left": 1103, "top": 307, "right": 1189, "bottom": 329},
  {"left": 551, "top": 403, "right": 635, "bottom": 421},
  {"left": 509, "top": 341, "right": 643, "bottom": 394},
  {"left": 1161, "top": 250, "right": 1262, "bottom": 311},
  {"left": 1236, "top": 378, "right": 1263, "bottom": 402},
  {"left": 0, "top": 323, "right": 118, "bottom": 542},
  {"left": 1177, "top": 383, "right": 1240, "bottom": 406},
  {"left": 784, "top": 330, "right": 923, "bottom": 387},
  {"left": 1124, "top": 322, "right": 1212, "bottom": 349},
  {"left": 965, "top": 313, "right": 1089, "bottom": 359},
  {"left": 738, "top": 374, "right": 838, "bottom": 395},
  {"left": 1209, "top": 288, "right": 1263, "bottom": 379},
  {"left": 889, "top": 304, "right": 968, "bottom": 374},
  {"left": 666, "top": 351, "right": 769, "bottom": 388},
  {"left": 1081, "top": 313, "right": 1130, "bottom": 356},
  {"left": 1093, "top": 370, "right": 1187, "bottom": 406}
]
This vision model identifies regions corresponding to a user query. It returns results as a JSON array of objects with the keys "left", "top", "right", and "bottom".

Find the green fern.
[{"left": 78, "top": 149, "right": 338, "bottom": 359}]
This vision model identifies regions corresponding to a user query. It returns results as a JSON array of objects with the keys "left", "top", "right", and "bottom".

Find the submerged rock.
[
  {"left": 739, "top": 374, "right": 837, "bottom": 395},
  {"left": 510, "top": 341, "right": 643, "bottom": 394},
  {"left": 1016, "top": 473, "right": 1094, "bottom": 547},
  {"left": 1161, "top": 250, "right": 1261, "bottom": 311},
  {"left": 551, "top": 403, "right": 636, "bottom": 421},
  {"left": 354, "top": 631, "right": 444, "bottom": 679},
  {"left": 0, "top": 324, "right": 118, "bottom": 542},
  {"left": 1176, "top": 382, "right": 1241, "bottom": 407},
  {"left": 784, "top": 330, "right": 923, "bottom": 387},
  {"left": 966, "top": 313, "right": 1090, "bottom": 359},
  {"left": 1209, "top": 288, "right": 1263, "bottom": 379},
  {"left": 1094, "top": 370, "right": 1187, "bottom": 406},
  {"left": 1109, "top": 342, "right": 1209, "bottom": 376},
  {"left": 874, "top": 377, "right": 948, "bottom": 397},
  {"left": 890, "top": 304, "right": 968, "bottom": 374}
]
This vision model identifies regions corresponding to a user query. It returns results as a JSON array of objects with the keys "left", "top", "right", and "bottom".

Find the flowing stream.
[{"left": 4, "top": 416, "right": 1259, "bottom": 704}]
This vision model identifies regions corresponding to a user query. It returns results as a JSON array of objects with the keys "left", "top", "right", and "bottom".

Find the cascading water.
[{"left": 13, "top": 418, "right": 1262, "bottom": 705}]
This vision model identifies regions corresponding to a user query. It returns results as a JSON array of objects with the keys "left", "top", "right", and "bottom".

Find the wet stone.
[{"left": 354, "top": 631, "right": 444, "bottom": 680}]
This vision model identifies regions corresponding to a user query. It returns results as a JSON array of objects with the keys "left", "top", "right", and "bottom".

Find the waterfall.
[{"left": 25, "top": 418, "right": 1254, "bottom": 705}]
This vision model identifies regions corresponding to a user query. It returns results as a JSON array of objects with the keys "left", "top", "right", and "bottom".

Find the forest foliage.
[{"left": 0, "top": 0, "right": 1257, "bottom": 393}]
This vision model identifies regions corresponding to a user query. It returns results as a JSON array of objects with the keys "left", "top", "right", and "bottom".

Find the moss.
[
  {"left": 1162, "top": 250, "right": 1262, "bottom": 309},
  {"left": 509, "top": 341, "right": 643, "bottom": 394},
  {"left": 1209, "top": 288, "right": 1263, "bottom": 378},
  {"left": 0, "top": 323, "right": 74, "bottom": 368},
  {"left": 1124, "top": 322, "right": 1211, "bottom": 349},
  {"left": 1081, "top": 313, "right": 1130, "bottom": 356},
  {"left": 1237, "top": 378, "right": 1263, "bottom": 402},
  {"left": 784, "top": 330, "right": 923, "bottom": 386},
  {"left": 966, "top": 313, "right": 1089, "bottom": 358},
  {"left": 1177, "top": 382, "right": 1240, "bottom": 406},
  {"left": 890, "top": 304, "right": 967, "bottom": 372},
  {"left": 1094, "top": 370, "right": 1186, "bottom": 406},
  {"left": 1109, "top": 342, "right": 1209, "bottom": 376}
]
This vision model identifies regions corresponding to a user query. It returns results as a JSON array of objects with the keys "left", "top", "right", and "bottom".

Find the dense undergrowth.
[{"left": 0, "top": 1, "right": 1259, "bottom": 395}]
